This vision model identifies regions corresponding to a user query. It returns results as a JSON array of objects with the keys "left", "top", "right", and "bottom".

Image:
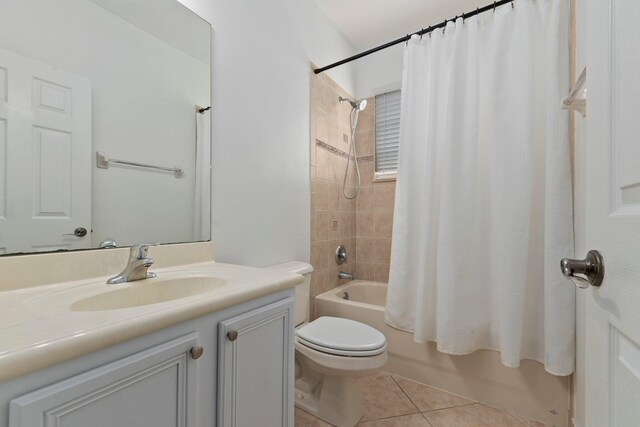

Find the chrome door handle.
[
  {"left": 64, "top": 227, "right": 88, "bottom": 237},
  {"left": 560, "top": 250, "right": 604, "bottom": 289}
]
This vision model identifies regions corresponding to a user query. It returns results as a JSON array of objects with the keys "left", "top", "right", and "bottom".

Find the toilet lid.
[{"left": 296, "top": 317, "right": 386, "bottom": 356}]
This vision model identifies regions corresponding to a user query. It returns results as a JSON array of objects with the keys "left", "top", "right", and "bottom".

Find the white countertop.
[{"left": 0, "top": 260, "right": 302, "bottom": 382}]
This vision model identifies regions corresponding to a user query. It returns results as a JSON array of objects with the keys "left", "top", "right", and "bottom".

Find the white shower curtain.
[{"left": 385, "top": 0, "right": 575, "bottom": 375}]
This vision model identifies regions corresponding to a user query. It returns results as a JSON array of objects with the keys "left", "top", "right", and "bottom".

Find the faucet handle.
[{"left": 129, "top": 243, "right": 157, "bottom": 260}]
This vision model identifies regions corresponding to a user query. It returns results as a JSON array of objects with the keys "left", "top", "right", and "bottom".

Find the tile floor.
[{"left": 295, "top": 371, "right": 547, "bottom": 427}]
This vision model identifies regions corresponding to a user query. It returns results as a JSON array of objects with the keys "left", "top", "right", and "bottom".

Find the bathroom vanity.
[{"left": 0, "top": 243, "right": 300, "bottom": 427}]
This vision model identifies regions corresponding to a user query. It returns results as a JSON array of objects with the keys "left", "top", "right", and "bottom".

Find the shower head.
[{"left": 339, "top": 96, "right": 368, "bottom": 111}]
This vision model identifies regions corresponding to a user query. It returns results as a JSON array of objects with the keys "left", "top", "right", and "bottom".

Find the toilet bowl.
[{"left": 267, "top": 262, "right": 388, "bottom": 427}]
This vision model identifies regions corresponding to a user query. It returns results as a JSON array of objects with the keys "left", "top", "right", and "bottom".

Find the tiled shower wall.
[
  {"left": 310, "top": 73, "right": 396, "bottom": 317},
  {"left": 353, "top": 96, "right": 396, "bottom": 283},
  {"left": 310, "top": 71, "right": 358, "bottom": 317}
]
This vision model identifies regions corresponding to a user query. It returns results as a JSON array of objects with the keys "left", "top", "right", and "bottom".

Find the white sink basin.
[{"left": 70, "top": 275, "right": 228, "bottom": 311}]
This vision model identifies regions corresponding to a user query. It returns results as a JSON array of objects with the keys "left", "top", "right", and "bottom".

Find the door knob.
[
  {"left": 560, "top": 250, "right": 604, "bottom": 289},
  {"left": 64, "top": 227, "right": 88, "bottom": 237},
  {"left": 227, "top": 330, "right": 238, "bottom": 341}
]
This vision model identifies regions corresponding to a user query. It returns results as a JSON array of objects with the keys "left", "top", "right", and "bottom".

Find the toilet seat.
[{"left": 296, "top": 316, "right": 387, "bottom": 357}]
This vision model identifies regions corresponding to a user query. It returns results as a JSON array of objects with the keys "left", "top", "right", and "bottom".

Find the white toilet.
[{"left": 268, "top": 262, "right": 388, "bottom": 427}]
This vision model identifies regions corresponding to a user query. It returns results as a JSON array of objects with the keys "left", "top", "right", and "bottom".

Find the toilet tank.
[{"left": 266, "top": 261, "right": 313, "bottom": 326}]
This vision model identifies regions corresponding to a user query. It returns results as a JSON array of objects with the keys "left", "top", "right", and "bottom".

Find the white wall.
[
  {"left": 355, "top": 44, "right": 404, "bottom": 99},
  {"left": 285, "top": 0, "right": 357, "bottom": 96},
  {"left": 0, "top": 0, "right": 210, "bottom": 248},
  {"left": 176, "top": 0, "right": 356, "bottom": 266}
]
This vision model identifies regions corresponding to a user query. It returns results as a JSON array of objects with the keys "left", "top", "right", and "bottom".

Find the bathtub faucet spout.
[{"left": 338, "top": 271, "right": 354, "bottom": 281}]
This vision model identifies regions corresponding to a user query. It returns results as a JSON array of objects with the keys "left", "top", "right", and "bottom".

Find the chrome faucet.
[
  {"left": 107, "top": 243, "right": 157, "bottom": 285},
  {"left": 338, "top": 271, "right": 354, "bottom": 281}
]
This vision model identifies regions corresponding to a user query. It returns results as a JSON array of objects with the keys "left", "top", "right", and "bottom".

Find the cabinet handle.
[
  {"left": 227, "top": 330, "right": 238, "bottom": 342},
  {"left": 190, "top": 346, "right": 204, "bottom": 360}
]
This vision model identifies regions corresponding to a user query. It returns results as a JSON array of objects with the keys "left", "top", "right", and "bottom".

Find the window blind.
[{"left": 375, "top": 90, "right": 401, "bottom": 175}]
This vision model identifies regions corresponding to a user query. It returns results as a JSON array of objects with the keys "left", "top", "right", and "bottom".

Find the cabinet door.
[
  {"left": 218, "top": 298, "right": 294, "bottom": 427},
  {"left": 10, "top": 333, "right": 200, "bottom": 427}
]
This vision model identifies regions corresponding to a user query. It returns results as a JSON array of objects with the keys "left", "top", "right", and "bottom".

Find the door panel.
[
  {"left": 0, "top": 47, "right": 91, "bottom": 253},
  {"left": 586, "top": 0, "right": 640, "bottom": 425},
  {"left": 218, "top": 298, "right": 294, "bottom": 427}
]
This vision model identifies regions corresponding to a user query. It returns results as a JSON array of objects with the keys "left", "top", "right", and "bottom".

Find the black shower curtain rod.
[{"left": 314, "top": 0, "right": 515, "bottom": 75}]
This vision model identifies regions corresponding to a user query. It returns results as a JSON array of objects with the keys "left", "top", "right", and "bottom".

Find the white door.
[
  {"left": 0, "top": 48, "right": 91, "bottom": 254},
  {"left": 584, "top": 0, "right": 640, "bottom": 426}
]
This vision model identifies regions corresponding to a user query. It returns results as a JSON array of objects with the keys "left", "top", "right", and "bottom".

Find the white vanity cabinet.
[
  {"left": 1, "top": 290, "right": 295, "bottom": 427},
  {"left": 10, "top": 334, "right": 200, "bottom": 427},
  {"left": 218, "top": 299, "right": 294, "bottom": 427}
]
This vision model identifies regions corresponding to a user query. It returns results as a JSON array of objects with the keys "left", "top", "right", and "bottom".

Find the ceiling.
[{"left": 314, "top": 0, "right": 484, "bottom": 49}]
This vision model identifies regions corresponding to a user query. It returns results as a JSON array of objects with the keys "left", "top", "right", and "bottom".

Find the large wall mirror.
[{"left": 0, "top": 0, "right": 212, "bottom": 255}]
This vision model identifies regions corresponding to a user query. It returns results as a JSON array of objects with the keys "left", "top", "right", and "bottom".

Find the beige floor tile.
[
  {"left": 295, "top": 408, "right": 334, "bottom": 427},
  {"left": 512, "top": 414, "right": 548, "bottom": 426},
  {"left": 393, "top": 375, "right": 474, "bottom": 412},
  {"left": 423, "top": 403, "right": 523, "bottom": 427},
  {"left": 358, "top": 371, "right": 419, "bottom": 421},
  {"left": 357, "top": 413, "right": 431, "bottom": 426}
]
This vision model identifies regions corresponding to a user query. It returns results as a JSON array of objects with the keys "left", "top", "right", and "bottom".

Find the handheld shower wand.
[{"left": 339, "top": 97, "right": 368, "bottom": 199}]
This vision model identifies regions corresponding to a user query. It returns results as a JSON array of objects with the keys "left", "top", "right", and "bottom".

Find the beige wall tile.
[
  {"left": 356, "top": 263, "right": 375, "bottom": 281},
  {"left": 339, "top": 212, "right": 356, "bottom": 238},
  {"left": 340, "top": 187, "right": 357, "bottom": 211},
  {"left": 375, "top": 211, "right": 394, "bottom": 238},
  {"left": 374, "top": 263, "right": 390, "bottom": 283},
  {"left": 314, "top": 179, "right": 329, "bottom": 211},
  {"left": 344, "top": 237, "right": 357, "bottom": 262},
  {"left": 357, "top": 237, "right": 375, "bottom": 264},
  {"left": 374, "top": 182, "right": 396, "bottom": 211},
  {"left": 357, "top": 96, "right": 376, "bottom": 132},
  {"left": 315, "top": 210, "right": 329, "bottom": 241},
  {"left": 357, "top": 186, "right": 375, "bottom": 211},
  {"left": 329, "top": 151, "right": 346, "bottom": 183},
  {"left": 356, "top": 129, "right": 375, "bottom": 157},
  {"left": 315, "top": 108, "right": 330, "bottom": 144},
  {"left": 315, "top": 147, "right": 331, "bottom": 181},
  {"left": 312, "top": 73, "right": 396, "bottom": 289},
  {"left": 327, "top": 182, "right": 341, "bottom": 211},
  {"left": 360, "top": 160, "right": 375, "bottom": 185},
  {"left": 357, "top": 212, "right": 375, "bottom": 237},
  {"left": 374, "top": 238, "right": 392, "bottom": 265}
]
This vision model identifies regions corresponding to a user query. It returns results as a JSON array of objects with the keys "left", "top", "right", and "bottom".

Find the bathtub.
[{"left": 315, "top": 280, "right": 570, "bottom": 427}]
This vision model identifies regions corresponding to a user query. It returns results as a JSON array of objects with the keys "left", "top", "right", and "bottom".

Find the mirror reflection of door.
[
  {"left": 0, "top": 0, "right": 212, "bottom": 255},
  {"left": 0, "top": 48, "right": 91, "bottom": 254}
]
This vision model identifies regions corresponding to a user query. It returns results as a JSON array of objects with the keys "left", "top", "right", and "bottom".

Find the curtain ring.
[
  {"left": 405, "top": 34, "right": 410, "bottom": 46},
  {"left": 511, "top": 0, "right": 515, "bottom": 8},
  {"left": 493, "top": 1, "right": 497, "bottom": 12}
]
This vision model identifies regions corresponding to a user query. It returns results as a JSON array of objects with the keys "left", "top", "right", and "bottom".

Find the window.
[{"left": 375, "top": 89, "right": 401, "bottom": 179}]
